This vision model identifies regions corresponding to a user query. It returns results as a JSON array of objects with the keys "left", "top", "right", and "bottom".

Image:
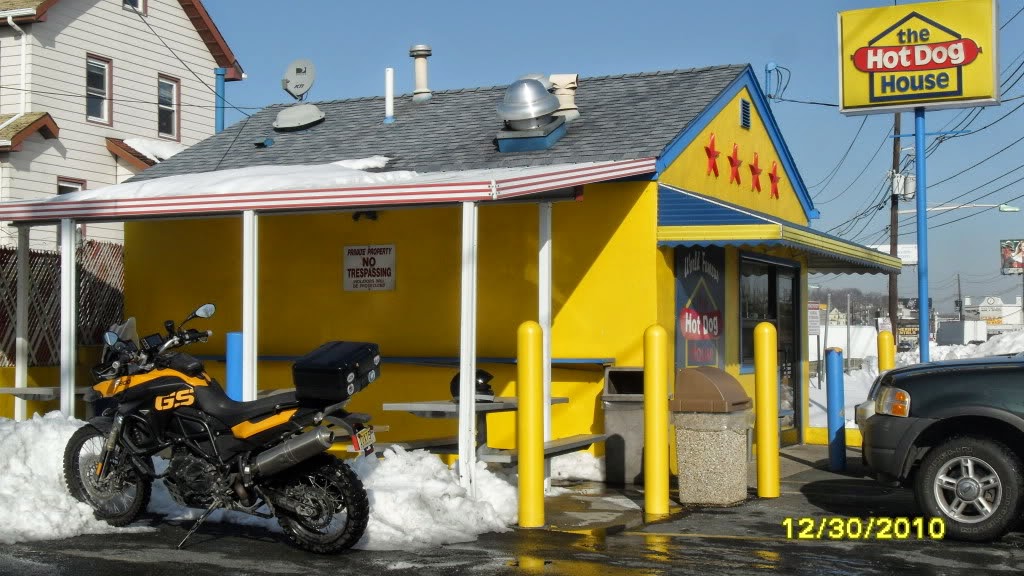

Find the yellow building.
[{"left": 0, "top": 64, "right": 898, "bottom": 470}]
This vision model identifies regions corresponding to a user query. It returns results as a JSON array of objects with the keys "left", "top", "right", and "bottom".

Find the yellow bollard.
[
  {"left": 754, "top": 321, "right": 780, "bottom": 498},
  {"left": 643, "top": 324, "right": 669, "bottom": 516},
  {"left": 517, "top": 320, "right": 544, "bottom": 528},
  {"left": 878, "top": 330, "right": 895, "bottom": 372}
]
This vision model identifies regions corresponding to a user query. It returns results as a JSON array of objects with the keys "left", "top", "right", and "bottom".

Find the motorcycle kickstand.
[{"left": 177, "top": 500, "right": 223, "bottom": 550}]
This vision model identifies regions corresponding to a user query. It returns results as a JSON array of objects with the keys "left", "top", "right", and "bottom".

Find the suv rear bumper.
[{"left": 861, "top": 414, "right": 935, "bottom": 481}]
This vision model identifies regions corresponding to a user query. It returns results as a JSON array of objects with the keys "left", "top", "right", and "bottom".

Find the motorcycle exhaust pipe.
[{"left": 251, "top": 427, "right": 335, "bottom": 478}]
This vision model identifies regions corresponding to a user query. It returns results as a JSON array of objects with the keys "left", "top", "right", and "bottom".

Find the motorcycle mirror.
[
  {"left": 195, "top": 303, "right": 215, "bottom": 319},
  {"left": 164, "top": 320, "right": 175, "bottom": 336},
  {"left": 103, "top": 331, "right": 119, "bottom": 346}
]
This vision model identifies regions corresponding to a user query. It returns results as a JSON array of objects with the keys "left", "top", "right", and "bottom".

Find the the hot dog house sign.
[{"left": 839, "top": 0, "right": 998, "bottom": 114}]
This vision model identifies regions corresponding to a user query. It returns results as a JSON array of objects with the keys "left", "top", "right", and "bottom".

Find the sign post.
[{"left": 838, "top": 0, "right": 998, "bottom": 362}]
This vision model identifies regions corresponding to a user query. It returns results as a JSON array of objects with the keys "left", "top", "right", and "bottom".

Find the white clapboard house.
[{"left": 0, "top": 0, "right": 242, "bottom": 249}]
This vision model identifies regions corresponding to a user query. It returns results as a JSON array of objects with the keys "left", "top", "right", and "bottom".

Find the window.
[
  {"left": 158, "top": 76, "right": 180, "bottom": 139},
  {"left": 86, "top": 56, "right": 111, "bottom": 124},
  {"left": 123, "top": 0, "right": 146, "bottom": 14},
  {"left": 57, "top": 177, "right": 86, "bottom": 195}
]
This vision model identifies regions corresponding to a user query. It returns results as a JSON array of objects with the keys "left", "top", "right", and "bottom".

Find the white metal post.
[
  {"left": 538, "top": 202, "right": 553, "bottom": 487},
  {"left": 458, "top": 201, "right": 479, "bottom": 492},
  {"left": 242, "top": 210, "right": 259, "bottom": 401},
  {"left": 14, "top": 226, "right": 29, "bottom": 421},
  {"left": 59, "top": 219, "right": 77, "bottom": 417}
]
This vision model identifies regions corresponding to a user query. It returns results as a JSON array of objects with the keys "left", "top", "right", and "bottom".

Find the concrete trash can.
[{"left": 671, "top": 366, "right": 753, "bottom": 506}]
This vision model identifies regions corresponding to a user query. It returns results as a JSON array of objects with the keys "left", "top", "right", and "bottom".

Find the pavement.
[{"left": 3, "top": 444, "right": 1024, "bottom": 575}]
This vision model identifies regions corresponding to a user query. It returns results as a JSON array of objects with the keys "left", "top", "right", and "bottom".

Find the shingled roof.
[{"left": 133, "top": 64, "right": 749, "bottom": 181}]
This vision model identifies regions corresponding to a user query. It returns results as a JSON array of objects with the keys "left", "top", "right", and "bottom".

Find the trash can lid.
[{"left": 670, "top": 366, "right": 751, "bottom": 413}]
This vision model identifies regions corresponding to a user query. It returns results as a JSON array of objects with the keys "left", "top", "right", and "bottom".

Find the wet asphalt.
[{"left": 2, "top": 446, "right": 1023, "bottom": 575}]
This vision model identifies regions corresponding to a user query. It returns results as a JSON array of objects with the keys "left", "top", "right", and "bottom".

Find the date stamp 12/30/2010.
[{"left": 782, "top": 517, "right": 945, "bottom": 540}]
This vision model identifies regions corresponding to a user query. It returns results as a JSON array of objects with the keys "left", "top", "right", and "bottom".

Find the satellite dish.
[{"left": 282, "top": 59, "right": 316, "bottom": 101}]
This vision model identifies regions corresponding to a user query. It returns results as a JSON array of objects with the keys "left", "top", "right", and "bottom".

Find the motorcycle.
[{"left": 62, "top": 303, "right": 382, "bottom": 553}]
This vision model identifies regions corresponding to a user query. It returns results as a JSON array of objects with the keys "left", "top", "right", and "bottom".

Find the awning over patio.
[
  {"left": 0, "top": 158, "right": 657, "bottom": 224},
  {"left": 656, "top": 184, "right": 902, "bottom": 275}
]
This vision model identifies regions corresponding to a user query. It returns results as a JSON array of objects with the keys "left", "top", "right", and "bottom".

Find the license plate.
[{"left": 352, "top": 425, "right": 376, "bottom": 455}]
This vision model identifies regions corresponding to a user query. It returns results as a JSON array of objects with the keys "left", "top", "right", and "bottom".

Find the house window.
[
  {"left": 158, "top": 76, "right": 180, "bottom": 139},
  {"left": 123, "top": 0, "right": 146, "bottom": 14},
  {"left": 86, "top": 55, "right": 112, "bottom": 124},
  {"left": 57, "top": 177, "right": 86, "bottom": 195},
  {"left": 739, "top": 99, "right": 752, "bottom": 130}
]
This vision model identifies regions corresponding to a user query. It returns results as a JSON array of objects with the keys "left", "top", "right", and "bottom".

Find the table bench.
[
  {"left": 0, "top": 386, "right": 93, "bottom": 401},
  {"left": 381, "top": 396, "right": 605, "bottom": 464}
]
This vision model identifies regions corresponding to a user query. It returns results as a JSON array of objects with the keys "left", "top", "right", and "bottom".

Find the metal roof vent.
[
  {"left": 273, "top": 59, "right": 326, "bottom": 131},
  {"left": 496, "top": 78, "right": 566, "bottom": 152}
]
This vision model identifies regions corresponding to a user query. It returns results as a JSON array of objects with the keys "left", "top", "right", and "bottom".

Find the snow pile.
[
  {"left": 809, "top": 330, "right": 1024, "bottom": 428},
  {"left": 122, "top": 137, "right": 187, "bottom": 163},
  {"left": 0, "top": 413, "right": 148, "bottom": 544},
  {"left": 550, "top": 451, "right": 604, "bottom": 482},
  {"left": 0, "top": 415, "right": 518, "bottom": 549},
  {"left": 44, "top": 156, "right": 416, "bottom": 202}
]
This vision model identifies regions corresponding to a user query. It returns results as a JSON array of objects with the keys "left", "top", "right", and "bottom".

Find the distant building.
[
  {"left": 828, "top": 308, "right": 847, "bottom": 325},
  {"left": 962, "top": 296, "right": 1023, "bottom": 336}
]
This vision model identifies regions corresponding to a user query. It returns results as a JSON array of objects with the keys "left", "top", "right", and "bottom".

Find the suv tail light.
[{"left": 875, "top": 387, "right": 911, "bottom": 417}]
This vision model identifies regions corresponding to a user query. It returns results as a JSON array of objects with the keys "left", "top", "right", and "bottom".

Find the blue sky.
[{"left": 203, "top": 0, "right": 1024, "bottom": 311}]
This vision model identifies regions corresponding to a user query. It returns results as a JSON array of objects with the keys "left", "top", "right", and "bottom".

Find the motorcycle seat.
[{"left": 195, "top": 385, "right": 299, "bottom": 427}]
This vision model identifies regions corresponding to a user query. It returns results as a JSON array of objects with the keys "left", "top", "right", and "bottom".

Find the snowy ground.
[
  {"left": 808, "top": 330, "right": 1024, "bottom": 428},
  {"left": 0, "top": 413, "right": 603, "bottom": 547}
]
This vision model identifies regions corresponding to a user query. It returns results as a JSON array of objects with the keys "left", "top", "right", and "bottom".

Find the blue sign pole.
[
  {"left": 226, "top": 331, "right": 243, "bottom": 401},
  {"left": 914, "top": 107, "right": 929, "bottom": 363},
  {"left": 825, "top": 348, "right": 846, "bottom": 472}
]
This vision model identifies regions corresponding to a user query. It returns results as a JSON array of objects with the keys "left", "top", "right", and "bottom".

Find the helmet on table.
[{"left": 450, "top": 369, "right": 495, "bottom": 400}]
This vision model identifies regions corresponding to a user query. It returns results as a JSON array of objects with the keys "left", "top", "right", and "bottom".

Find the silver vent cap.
[{"left": 497, "top": 79, "right": 560, "bottom": 128}]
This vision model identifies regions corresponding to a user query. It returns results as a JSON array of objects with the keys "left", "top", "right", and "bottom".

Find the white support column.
[
  {"left": 14, "top": 226, "right": 29, "bottom": 421},
  {"left": 59, "top": 219, "right": 77, "bottom": 417},
  {"left": 538, "top": 203, "right": 553, "bottom": 442},
  {"left": 242, "top": 210, "right": 259, "bottom": 402},
  {"left": 457, "top": 201, "right": 479, "bottom": 493}
]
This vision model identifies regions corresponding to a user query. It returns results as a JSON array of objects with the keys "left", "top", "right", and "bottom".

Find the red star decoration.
[
  {"left": 727, "top": 144, "right": 742, "bottom": 185},
  {"left": 748, "top": 153, "right": 763, "bottom": 193},
  {"left": 768, "top": 161, "right": 782, "bottom": 199},
  {"left": 704, "top": 133, "right": 720, "bottom": 177}
]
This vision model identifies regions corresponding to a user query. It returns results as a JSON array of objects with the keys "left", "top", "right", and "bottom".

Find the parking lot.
[{"left": 2, "top": 445, "right": 1021, "bottom": 575}]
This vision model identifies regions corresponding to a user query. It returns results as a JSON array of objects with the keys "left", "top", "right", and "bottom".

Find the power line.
[
  {"left": 809, "top": 116, "right": 868, "bottom": 193},
  {"left": 127, "top": 5, "right": 250, "bottom": 118},
  {"left": 1002, "top": 4, "right": 1024, "bottom": 29},
  {"left": 0, "top": 83, "right": 266, "bottom": 110}
]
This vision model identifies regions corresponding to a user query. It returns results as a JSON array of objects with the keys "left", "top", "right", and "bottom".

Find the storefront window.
[{"left": 740, "top": 260, "right": 772, "bottom": 365}]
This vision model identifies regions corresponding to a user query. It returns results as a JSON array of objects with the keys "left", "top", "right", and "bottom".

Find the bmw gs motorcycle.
[{"left": 63, "top": 303, "right": 382, "bottom": 553}]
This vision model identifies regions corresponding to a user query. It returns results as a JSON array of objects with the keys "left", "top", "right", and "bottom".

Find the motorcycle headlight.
[{"left": 875, "top": 387, "right": 911, "bottom": 417}]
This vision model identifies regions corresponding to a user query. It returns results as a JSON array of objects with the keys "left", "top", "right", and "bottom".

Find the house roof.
[
  {"left": 132, "top": 65, "right": 749, "bottom": 181},
  {"left": 106, "top": 138, "right": 156, "bottom": 171},
  {"left": 0, "top": 112, "right": 58, "bottom": 150},
  {"left": 0, "top": 0, "right": 242, "bottom": 81}
]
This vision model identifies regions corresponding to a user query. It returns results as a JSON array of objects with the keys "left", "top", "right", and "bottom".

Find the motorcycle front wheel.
[
  {"left": 63, "top": 418, "right": 152, "bottom": 526},
  {"left": 270, "top": 454, "right": 369, "bottom": 554}
]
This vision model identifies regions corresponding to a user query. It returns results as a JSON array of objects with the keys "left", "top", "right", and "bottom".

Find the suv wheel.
[{"left": 915, "top": 435, "right": 1023, "bottom": 542}]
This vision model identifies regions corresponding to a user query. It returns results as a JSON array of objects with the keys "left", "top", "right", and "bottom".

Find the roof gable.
[
  {"left": 652, "top": 66, "right": 818, "bottom": 221},
  {"left": 0, "top": 112, "right": 58, "bottom": 150},
  {"left": 132, "top": 65, "right": 748, "bottom": 182},
  {"left": 0, "top": 0, "right": 242, "bottom": 80}
]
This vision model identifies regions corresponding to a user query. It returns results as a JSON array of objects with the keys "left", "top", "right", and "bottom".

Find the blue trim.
[
  {"left": 653, "top": 66, "right": 819, "bottom": 221},
  {"left": 384, "top": 116, "right": 395, "bottom": 124},
  {"left": 496, "top": 122, "right": 568, "bottom": 153},
  {"left": 196, "top": 354, "right": 613, "bottom": 367},
  {"left": 739, "top": 365, "right": 755, "bottom": 375}
]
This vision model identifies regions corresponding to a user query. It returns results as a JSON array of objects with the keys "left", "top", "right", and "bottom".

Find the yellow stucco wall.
[
  {"left": 120, "top": 180, "right": 663, "bottom": 449},
  {"left": 658, "top": 87, "right": 809, "bottom": 227}
]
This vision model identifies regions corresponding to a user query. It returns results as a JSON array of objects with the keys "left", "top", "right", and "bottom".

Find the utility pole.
[
  {"left": 956, "top": 273, "right": 962, "bottom": 321},
  {"left": 888, "top": 113, "right": 901, "bottom": 339}
]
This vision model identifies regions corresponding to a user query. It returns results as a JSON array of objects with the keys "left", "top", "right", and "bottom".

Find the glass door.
[{"left": 777, "top": 271, "right": 799, "bottom": 445}]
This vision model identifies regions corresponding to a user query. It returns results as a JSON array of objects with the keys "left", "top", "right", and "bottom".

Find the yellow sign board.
[{"left": 838, "top": 0, "right": 998, "bottom": 114}]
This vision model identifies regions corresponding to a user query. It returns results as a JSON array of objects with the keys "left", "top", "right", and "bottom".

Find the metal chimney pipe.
[
  {"left": 384, "top": 67, "right": 395, "bottom": 124},
  {"left": 410, "top": 44, "right": 432, "bottom": 103}
]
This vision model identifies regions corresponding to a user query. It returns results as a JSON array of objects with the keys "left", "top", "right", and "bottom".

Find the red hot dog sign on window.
[
  {"left": 675, "top": 246, "right": 725, "bottom": 369},
  {"left": 839, "top": 0, "right": 997, "bottom": 114}
]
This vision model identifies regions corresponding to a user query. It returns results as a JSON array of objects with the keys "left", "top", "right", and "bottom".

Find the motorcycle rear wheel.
[
  {"left": 63, "top": 419, "right": 152, "bottom": 527},
  {"left": 271, "top": 455, "right": 369, "bottom": 554}
]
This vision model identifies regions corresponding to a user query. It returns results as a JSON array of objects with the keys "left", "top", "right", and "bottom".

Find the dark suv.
[{"left": 857, "top": 355, "right": 1024, "bottom": 542}]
